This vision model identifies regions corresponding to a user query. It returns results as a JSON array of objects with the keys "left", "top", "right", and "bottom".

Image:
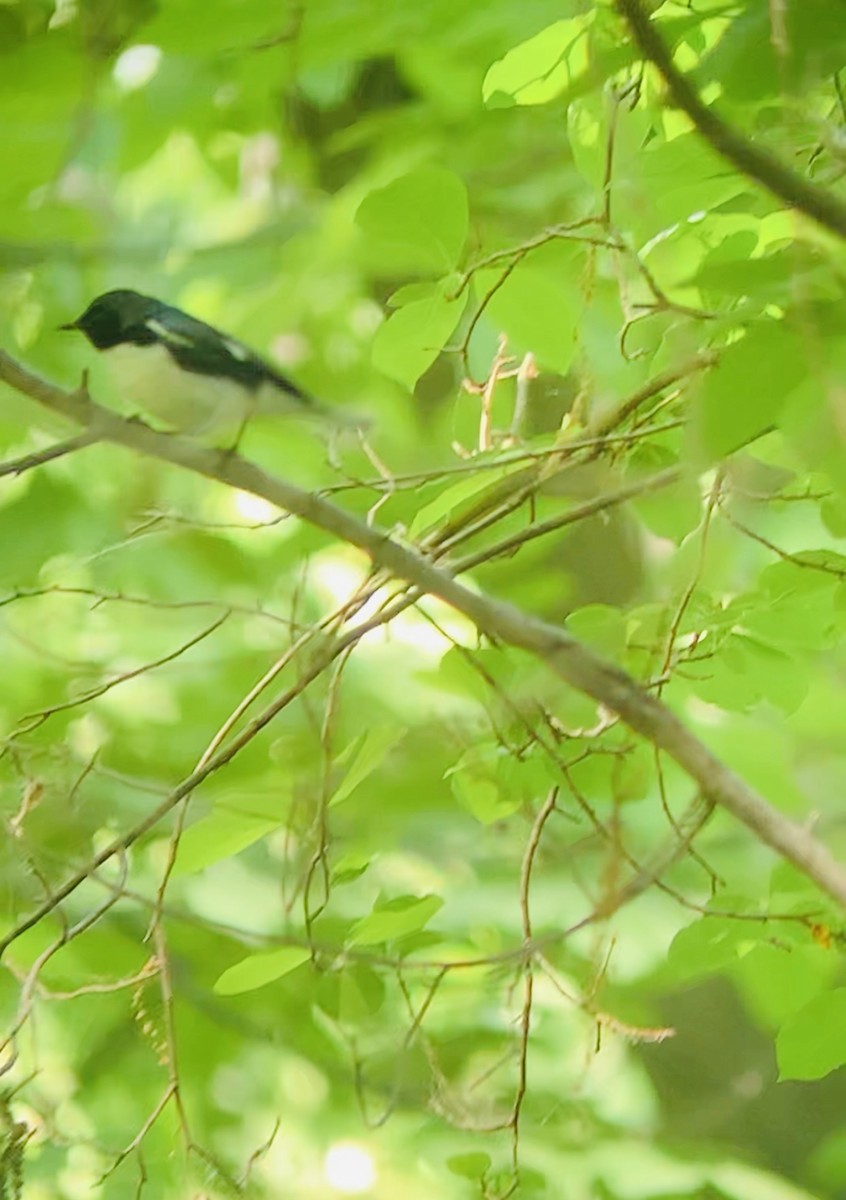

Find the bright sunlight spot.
[
  {"left": 323, "top": 1142, "right": 377, "bottom": 1194},
  {"left": 311, "top": 552, "right": 475, "bottom": 656},
  {"left": 232, "top": 490, "right": 280, "bottom": 524},
  {"left": 113, "top": 45, "right": 162, "bottom": 91}
]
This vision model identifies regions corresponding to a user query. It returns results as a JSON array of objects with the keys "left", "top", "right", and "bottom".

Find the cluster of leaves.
[{"left": 2, "top": 1, "right": 846, "bottom": 1198}]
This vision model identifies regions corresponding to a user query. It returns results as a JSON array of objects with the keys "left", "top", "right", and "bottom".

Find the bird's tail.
[
  {"left": 310, "top": 398, "right": 372, "bottom": 431},
  {"left": 257, "top": 382, "right": 370, "bottom": 431}
]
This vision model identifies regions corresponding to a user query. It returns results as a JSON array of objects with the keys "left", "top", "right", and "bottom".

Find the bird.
[{"left": 61, "top": 288, "right": 365, "bottom": 437}]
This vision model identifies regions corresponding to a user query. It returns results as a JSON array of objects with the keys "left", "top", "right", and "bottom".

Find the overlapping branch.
[{"left": 1, "top": 350, "right": 845, "bottom": 917}]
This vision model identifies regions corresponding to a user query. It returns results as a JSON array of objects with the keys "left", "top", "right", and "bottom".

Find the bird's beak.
[{"left": 58, "top": 321, "right": 78, "bottom": 331}]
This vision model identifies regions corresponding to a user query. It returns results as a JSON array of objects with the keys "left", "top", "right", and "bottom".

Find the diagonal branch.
[
  {"left": 615, "top": 0, "right": 846, "bottom": 241},
  {"left": 1, "top": 349, "right": 846, "bottom": 911},
  {"left": 0, "top": 431, "right": 99, "bottom": 479}
]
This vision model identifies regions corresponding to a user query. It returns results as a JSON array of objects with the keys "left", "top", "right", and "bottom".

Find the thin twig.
[{"left": 0, "top": 432, "right": 99, "bottom": 478}]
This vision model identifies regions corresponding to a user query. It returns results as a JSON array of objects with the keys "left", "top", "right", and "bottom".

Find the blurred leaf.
[
  {"left": 408, "top": 458, "right": 528, "bottom": 538},
  {"left": 694, "top": 321, "right": 806, "bottom": 461},
  {"left": 356, "top": 166, "right": 469, "bottom": 273},
  {"left": 475, "top": 253, "right": 581, "bottom": 375},
  {"left": 447, "top": 744, "right": 523, "bottom": 824},
  {"left": 611, "top": 742, "right": 651, "bottom": 804},
  {"left": 349, "top": 894, "right": 443, "bottom": 945},
  {"left": 735, "top": 942, "right": 835, "bottom": 1030},
  {"left": 617, "top": 132, "right": 746, "bottom": 241},
  {"left": 685, "top": 631, "right": 810, "bottom": 714},
  {"left": 483, "top": 16, "right": 592, "bottom": 108},
  {"left": 142, "top": 0, "right": 279, "bottom": 54},
  {"left": 214, "top": 946, "right": 311, "bottom": 996},
  {"left": 667, "top": 915, "right": 760, "bottom": 981},
  {"left": 696, "top": 0, "right": 846, "bottom": 100},
  {"left": 331, "top": 850, "right": 371, "bottom": 885},
  {"left": 451, "top": 772, "right": 513, "bottom": 824},
  {"left": 372, "top": 279, "right": 465, "bottom": 389},
  {"left": 173, "top": 792, "right": 288, "bottom": 876},
  {"left": 331, "top": 725, "right": 406, "bottom": 806},
  {"left": 316, "top": 963, "right": 386, "bottom": 1020},
  {"left": 777, "top": 989, "right": 846, "bottom": 1081},
  {"left": 633, "top": 473, "right": 701, "bottom": 544},
  {"left": 567, "top": 603, "right": 626, "bottom": 660},
  {"left": 447, "top": 1152, "right": 491, "bottom": 1178}
]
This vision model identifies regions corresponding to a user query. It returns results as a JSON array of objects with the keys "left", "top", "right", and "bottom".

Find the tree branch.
[
  {"left": 2, "top": 349, "right": 846, "bottom": 909},
  {"left": 0, "top": 431, "right": 99, "bottom": 479},
  {"left": 615, "top": 0, "right": 846, "bottom": 241}
]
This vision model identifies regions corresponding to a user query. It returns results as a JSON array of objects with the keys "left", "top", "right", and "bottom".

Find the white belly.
[{"left": 103, "top": 342, "right": 254, "bottom": 435}]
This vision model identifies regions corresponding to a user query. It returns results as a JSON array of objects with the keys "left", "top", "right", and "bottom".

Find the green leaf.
[
  {"left": 617, "top": 131, "right": 746, "bottom": 242},
  {"left": 214, "top": 946, "right": 311, "bottom": 996},
  {"left": 691, "top": 244, "right": 831, "bottom": 305},
  {"left": 332, "top": 850, "right": 371, "bottom": 885},
  {"left": 567, "top": 93, "right": 606, "bottom": 189},
  {"left": 387, "top": 281, "right": 442, "bottom": 307},
  {"left": 447, "top": 745, "right": 523, "bottom": 824},
  {"left": 483, "top": 7, "right": 657, "bottom": 111},
  {"left": 777, "top": 989, "right": 846, "bottom": 1081},
  {"left": 821, "top": 498, "right": 846, "bottom": 537},
  {"left": 684, "top": 631, "right": 810, "bottom": 715},
  {"left": 694, "top": 321, "right": 806, "bottom": 461},
  {"left": 349, "top": 894, "right": 443, "bottom": 946},
  {"left": 356, "top": 166, "right": 469, "bottom": 273},
  {"left": 408, "top": 459, "right": 527, "bottom": 539},
  {"left": 331, "top": 725, "right": 406, "bottom": 806},
  {"left": 435, "top": 645, "right": 494, "bottom": 703},
  {"left": 143, "top": 0, "right": 280, "bottom": 53},
  {"left": 317, "top": 964, "right": 386, "bottom": 1021},
  {"left": 0, "top": 36, "right": 86, "bottom": 213},
  {"left": 173, "top": 793, "right": 287, "bottom": 876},
  {"left": 729, "top": 634, "right": 809, "bottom": 714},
  {"left": 566, "top": 604, "right": 626, "bottom": 660},
  {"left": 562, "top": 746, "right": 614, "bottom": 801},
  {"left": 447, "top": 1153, "right": 491, "bottom": 1179},
  {"left": 612, "top": 743, "right": 651, "bottom": 804},
  {"left": 451, "top": 773, "right": 518, "bottom": 824},
  {"left": 667, "top": 915, "right": 759, "bottom": 981},
  {"left": 339, "top": 964, "right": 386, "bottom": 1020},
  {"left": 483, "top": 17, "right": 591, "bottom": 108},
  {"left": 634, "top": 473, "right": 702, "bottom": 544},
  {"left": 777, "top": 318, "right": 846, "bottom": 497},
  {"left": 372, "top": 281, "right": 465, "bottom": 389},
  {"left": 475, "top": 256, "right": 580, "bottom": 375},
  {"left": 735, "top": 943, "right": 835, "bottom": 1030},
  {"left": 696, "top": 0, "right": 846, "bottom": 101},
  {"left": 684, "top": 647, "right": 760, "bottom": 713},
  {"left": 746, "top": 564, "right": 838, "bottom": 650}
]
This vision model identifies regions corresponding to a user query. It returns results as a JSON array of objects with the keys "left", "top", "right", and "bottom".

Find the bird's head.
[{"left": 60, "top": 289, "right": 158, "bottom": 349}]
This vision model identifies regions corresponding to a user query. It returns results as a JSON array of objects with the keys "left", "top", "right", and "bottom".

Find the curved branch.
[
  {"left": 615, "top": 0, "right": 846, "bottom": 241},
  {"left": 2, "top": 349, "right": 846, "bottom": 911}
]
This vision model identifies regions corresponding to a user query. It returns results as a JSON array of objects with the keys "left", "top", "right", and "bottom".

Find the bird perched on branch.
[{"left": 61, "top": 288, "right": 366, "bottom": 437}]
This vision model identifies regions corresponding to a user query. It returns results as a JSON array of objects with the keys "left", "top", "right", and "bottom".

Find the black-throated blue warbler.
[{"left": 62, "top": 289, "right": 364, "bottom": 436}]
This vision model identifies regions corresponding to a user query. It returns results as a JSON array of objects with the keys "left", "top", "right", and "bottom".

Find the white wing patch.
[
  {"left": 146, "top": 318, "right": 194, "bottom": 348},
  {"left": 223, "top": 336, "right": 251, "bottom": 362}
]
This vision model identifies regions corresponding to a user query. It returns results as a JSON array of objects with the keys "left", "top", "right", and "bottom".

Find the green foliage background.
[{"left": 3, "top": 0, "right": 846, "bottom": 1197}]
